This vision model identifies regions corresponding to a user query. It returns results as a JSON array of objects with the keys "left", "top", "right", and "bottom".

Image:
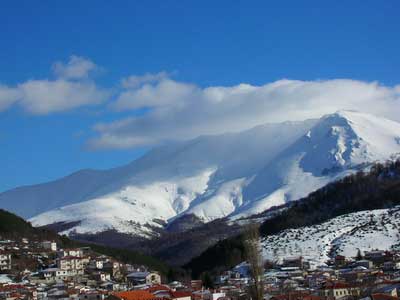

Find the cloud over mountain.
[
  {"left": 1, "top": 55, "right": 399, "bottom": 149},
  {"left": 89, "top": 77, "right": 400, "bottom": 149}
]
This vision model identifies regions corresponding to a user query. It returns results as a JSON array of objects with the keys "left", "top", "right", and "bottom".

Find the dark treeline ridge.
[
  {"left": 0, "top": 209, "right": 60, "bottom": 241},
  {"left": 185, "top": 159, "right": 400, "bottom": 278}
]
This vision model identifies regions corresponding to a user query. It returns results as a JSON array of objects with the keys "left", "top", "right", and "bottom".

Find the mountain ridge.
[{"left": 1, "top": 110, "right": 400, "bottom": 238}]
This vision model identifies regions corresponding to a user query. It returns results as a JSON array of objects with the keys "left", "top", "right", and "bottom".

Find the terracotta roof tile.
[
  {"left": 114, "top": 290, "right": 158, "bottom": 300},
  {"left": 372, "top": 294, "right": 400, "bottom": 300}
]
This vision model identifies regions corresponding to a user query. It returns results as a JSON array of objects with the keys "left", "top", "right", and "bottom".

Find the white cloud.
[
  {"left": 0, "top": 84, "right": 22, "bottom": 112},
  {"left": 52, "top": 55, "right": 98, "bottom": 80},
  {"left": 0, "top": 56, "right": 108, "bottom": 115},
  {"left": 121, "top": 71, "right": 169, "bottom": 88},
  {"left": 88, "top": 78, "right": 400, "bottom": 150},
  {"left": 113, "top": 78, "right": 195, "bottom": 111},
  {"left": 18, "top": 79, "right": 108, "bottom": 114}
]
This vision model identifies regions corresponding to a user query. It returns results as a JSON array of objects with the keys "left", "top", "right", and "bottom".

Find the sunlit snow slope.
[
  {"left": 1, "top": 110, "right": 400, "bottom": 237},
  {"left": 262, "top": 206, "right": 400, "bottom": 265}
]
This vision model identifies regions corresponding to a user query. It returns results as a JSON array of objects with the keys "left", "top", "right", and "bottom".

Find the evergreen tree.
[
  {"left": 356, "top": 249, "right": 363, "bottom": 261},
  {"left": 201, "top": 272, "right": 214, "bottom": 289}
]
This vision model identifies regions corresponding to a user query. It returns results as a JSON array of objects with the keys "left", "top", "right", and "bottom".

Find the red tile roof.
[
  {"left": 146, "top": 285, "right": 171, "bottom": 293},
  {"left": 303, "top": 296, "right": 325, "bottom": 300},
  {"left": 114, "top": 291, "right": 158, "bottom": 300},
  {"left": 171, "top": 291, "right": 192, "bottom": 299},
  {"left": 372, "top": 294, "right": 399, "bottom": 300},
  {"left": 322, "top": 281, "right": 357, "bottom": 289}
]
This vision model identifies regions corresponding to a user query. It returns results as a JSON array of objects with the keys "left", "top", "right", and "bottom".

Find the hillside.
[{"left": 185, "top": 159, "right": 400, "bottom": 277}]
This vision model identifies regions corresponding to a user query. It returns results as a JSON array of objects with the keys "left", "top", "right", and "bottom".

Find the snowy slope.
[
  {"left": 1, "top": 110, "right": 400, "bottom": 237},
  {"left": 262, "top": 206, "right": 400, "bottom": 265}
]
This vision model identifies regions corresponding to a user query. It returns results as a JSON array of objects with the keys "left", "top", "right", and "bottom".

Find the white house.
[
  {"left": 41, "top": 241, "right": 57, "bottom": 252},
  {"left": 126, "top": 271, "right": 161, "bottom": 287},
  {"left": 0, "top": 251, "right": 11, "bottom": 270}
]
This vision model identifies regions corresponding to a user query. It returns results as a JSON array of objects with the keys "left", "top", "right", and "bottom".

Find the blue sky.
[{"left": 1, "top": 0, "right": 400, "bottom": 191}]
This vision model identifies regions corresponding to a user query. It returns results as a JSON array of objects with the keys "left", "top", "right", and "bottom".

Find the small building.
[
  {"left": 191, "top": 280, "right": 203, "bottom": 290},
  {"left": 383, "top": 261, "right": 400, "bottom": 271},
  {"left": 79, "top": 291, "right": 107, "bottom": 300},
  {"left": 282, "top": 256, "right": 304, "bottom": 269},
  {"left": 89, "top": 259, "right": 104, "bottom": 270},
  {"left": 355, "top": 260, "right": 374, "bottom": 269},
  {"left": 41, "top": 241, "right": 57, "bottom": 252},
  {"left": 41, "top": 267, "right": 78, "bottom": 281},
  {"left": 126, "top": 271, "right": 161, "bottom": 287},
  {"left": 335, "top": 255, "right": 347, "bottom": 268},
  {"left": 104, "top": 261, "right": 121, "bottom": 277},
  {"left": 365, "top": 250, "right": 387, "bottom": 265},
  {"left": 57, "top": 248, "right": 84, "bottom": 258},
  {"left": 94, "top": 271, "right": 111, "bottom": 282},
  {"left": 0, "top": 251, "right": 11, "bottom": 270},
  {"left": 318, "top": 281, "right": 361, "bottom": 299},
  {"left": 57, "top": 256, "right": 85, "bottom": 275}
]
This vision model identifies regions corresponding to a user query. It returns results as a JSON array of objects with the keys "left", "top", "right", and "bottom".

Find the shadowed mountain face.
[{"left": 1, "top": 111, "right": 400, "bottom": 239}]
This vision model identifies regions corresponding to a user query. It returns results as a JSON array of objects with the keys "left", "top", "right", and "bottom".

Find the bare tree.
[{"left": 243, "top": 223, "right": 264, "bottom": 300}]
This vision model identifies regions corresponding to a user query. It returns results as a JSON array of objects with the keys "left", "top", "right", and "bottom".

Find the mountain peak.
[{"left": 299, "top": 110, "right": 400, "bottom": 174}]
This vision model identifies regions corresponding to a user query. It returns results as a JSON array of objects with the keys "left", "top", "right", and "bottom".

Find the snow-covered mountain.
[
  {"left": 262, "top": 206, "right": 400, "bottom": 265},
  {"left": 1, "top": 110, "right": 400, "bottom": 237}
]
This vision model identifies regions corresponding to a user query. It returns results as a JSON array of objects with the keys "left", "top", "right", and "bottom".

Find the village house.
[
  {"left": 192, "top": 289, "right": 226, "bottom": 300},
  {"left": 126, "top": 271, "right": 161, "bottom": 287},
  {"left": 191, "top": 280, "right": 203, "bottom": 291},
  {"left": 79, "top": 290, "right": 108, "bottom": 300},
  {"left": 41, "top": 241, "right": 57, "bottom": 252},
  {"left": 57, "top": 256, "right": 85, "bottom": 275},
  {"left": 103, "top": 261, "right": 121, "bottom": 278},
  {"left": 318, "top": 281, "right": 361, "bottom": 299},
  {"left": 93, "top": 271, "right": 111, "bottom": 282},
  {"left": 383, "top": 261, "right": 400, "bottom": 271},
  {"left": 0, "top": 251, "right": 11, "bottom": 271},
  {"left": 334, "top": 255, "right": 347, "bottom": 268},
  {"left": 89, "top": 259, "right": 104, "bottom": 270},
  {"left": 282, "top": 257, "right": 304, "bottom": 269},
  {"left": 40, "top": 267, "right": 82, "bottom": 282},
  {"left": 356, "top": 259, "right": 374, "bottom": 269},
  {"left": 57, "top": 248, "right": 84, "bottom": 258},
  {"left": 364, "top": 250, "right": 393, "bottom": 266}
]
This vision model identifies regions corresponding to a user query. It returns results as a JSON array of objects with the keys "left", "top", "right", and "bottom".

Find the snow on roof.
[
  {"left": 0, "top": 274, "right": 12, "bottom": 284},
  {"left": 127, "top": 271, "right": 151, "bottom": 278}
]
